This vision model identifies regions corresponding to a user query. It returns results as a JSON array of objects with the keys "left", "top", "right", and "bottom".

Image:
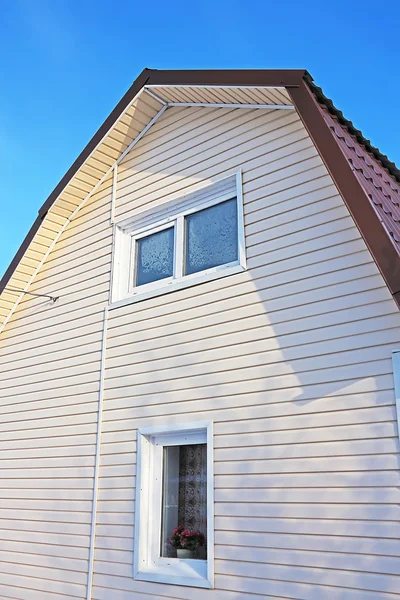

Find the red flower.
[
  {"left": 168, "top": 525, "right": 206, "bottom": 550},
  {"left": 172, "top": 525, "right": 184, "bottom": 535}
]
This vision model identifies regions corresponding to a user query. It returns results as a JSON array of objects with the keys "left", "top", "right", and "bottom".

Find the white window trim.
[
  {"left": 391, "top": 351, "right": 400, "bottom": 440},
  {"left": 110, "top": 171, "right": 246, "bottom": 309},
  {"left": 134, "top": 421, "right": 214, "bottom": 589}
]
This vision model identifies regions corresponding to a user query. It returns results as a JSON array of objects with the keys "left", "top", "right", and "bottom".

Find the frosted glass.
[
  {"left": 185, "top": 198, "right": 238, "bottom": 275},
  {"left": 136, "top": 227, "right": 174, "bottom": 286}
]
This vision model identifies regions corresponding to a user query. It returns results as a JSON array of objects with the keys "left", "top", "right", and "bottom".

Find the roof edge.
[
  {"left": 147, "top": 68, "right": 307, "bottom": 88},
  {"left": 290, "top": 79, "right": 400, "bottom": 304},
  {"left": 304, "top": 72, "right": 400, "bottom": 184},
  {"left": 0, "top": 214, "right": 43, "bottom": 294}
]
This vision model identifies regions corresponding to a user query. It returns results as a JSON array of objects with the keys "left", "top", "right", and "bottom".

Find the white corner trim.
[
  {"left": 110, "top": 165, "right": 118, "bottom": 224},
  {"left": 391, "top": 351, "right": 400, "bottom": 440},
  {"left": 146, "top": 84, "right": 288, "bottom": 90},
  {"left": 167, "top": 101, "right": 294, "bottom": 110},
  {"left": 86, "top": 306, "right": 108, "bottom": 600},
  {"left": 236, "top": 169, "right": 246, "bottom": 270},
  {"left": 206, "top": 420, "right": 215, "bottom": 588},
  {"left": 116, "top": 105, "right": 168, "bottom": 167},
  {"left": 144, "top": 87, "right": 168, "bottom": 105}
]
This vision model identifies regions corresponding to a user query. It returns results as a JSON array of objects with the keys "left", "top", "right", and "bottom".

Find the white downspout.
[{"left": 86, "top": 306, "right": 108, "bottom": 600}]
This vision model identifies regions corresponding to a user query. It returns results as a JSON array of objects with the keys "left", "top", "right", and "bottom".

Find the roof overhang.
[{"left": 1, "top": 68, "right": 400, "bottom": 332}]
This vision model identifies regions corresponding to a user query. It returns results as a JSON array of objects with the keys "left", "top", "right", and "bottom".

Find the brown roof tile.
[{"left": 317, "top": 102, "right": 400, "bottom": 247}]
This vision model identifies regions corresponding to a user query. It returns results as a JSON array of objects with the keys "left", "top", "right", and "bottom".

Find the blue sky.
[{"left": 0, "top": 0, "right": 399, "bottom": 277}]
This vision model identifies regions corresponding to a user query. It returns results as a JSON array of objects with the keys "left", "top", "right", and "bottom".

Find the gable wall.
[
  {"left": 95, "top": 107, "right": 400, "bottom": 598},
  {"left": 0, "top": 105, "right": 399, "bottom": 599}
]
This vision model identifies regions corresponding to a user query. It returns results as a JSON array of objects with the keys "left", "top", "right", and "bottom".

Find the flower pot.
[{"left": 177, "top": 549, "right": 195, "bottom": 559}]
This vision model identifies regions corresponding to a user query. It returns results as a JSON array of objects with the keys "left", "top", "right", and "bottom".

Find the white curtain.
[{"left": 178, "top": 443, "right": 207, "bottom": 557}]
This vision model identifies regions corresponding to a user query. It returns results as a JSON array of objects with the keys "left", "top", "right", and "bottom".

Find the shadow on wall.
[
  {"left": 99, "top": 214, "right": 400, "bottom": 598},
  {"left": 99, "top": 104, "right": 400, "bottom": 596}
]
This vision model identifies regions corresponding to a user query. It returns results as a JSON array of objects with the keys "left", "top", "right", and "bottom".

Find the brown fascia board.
[
  {"left": 3, "top": 67, "right": 400, "bottom": 310},
  {"left": 289, "top": 80, "right": 400, "bottom": 306},
  {"left": 146, "top": 69, "right": 307, "bottom": 88},
  {"left": 0, "top": 214, "right": 44, "bottom": 294}
]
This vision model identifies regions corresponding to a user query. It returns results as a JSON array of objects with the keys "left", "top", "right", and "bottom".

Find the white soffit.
[{"left": 144, "top": 84, "right": 293, "bottom": 107}]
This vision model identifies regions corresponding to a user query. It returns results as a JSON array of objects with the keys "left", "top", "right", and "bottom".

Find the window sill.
[
  {"left": 110, "top": 263, "right": 245, "bottom": 310},
  {"left": 135, "top": 564, "right": 213, "bottom": 589}
]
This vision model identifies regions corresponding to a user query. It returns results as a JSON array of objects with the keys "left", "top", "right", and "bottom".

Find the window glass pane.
[
  {"left": 161, "top": 444, "right": 207, "bottom": 560},
  {"left": 185, "top": 198, "right": 238, "bottom": 275},
  {"left": 135, "top": 227, "right": 174, "bottom": 287}
]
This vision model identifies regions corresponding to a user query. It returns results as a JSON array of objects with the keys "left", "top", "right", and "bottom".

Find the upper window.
[
  {"left": 111, "top": 173, "right": 245, "bottom": 305},
  {"left": 134, "top": 422, "right": 214, "bottom": 588}
]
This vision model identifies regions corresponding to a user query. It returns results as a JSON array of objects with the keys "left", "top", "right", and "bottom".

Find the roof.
[
  {"left": 1, "top": 68, "right": 400, "bottom": 331},
  {"left": 306, "top": 75, "right": 400, "bottom": 241}
]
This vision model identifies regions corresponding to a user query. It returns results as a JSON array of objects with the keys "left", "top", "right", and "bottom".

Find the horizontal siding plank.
[
  {"left": 0, "top": 489, "right": 93, "bottom": 501},
  {"left": 0, "top": 551, "right": 87, "bottom": 581},
  {"left": 0, "top": 571, "right": 85, "bottom": 598},
  {"left": 215, "top": 436, "right": 399, "bottom": 460},
  {"left": 214, "top": 453, "right": 400, "bottom": 474},
  {"left": 216, "top": 562, "right": 398, "bottom": 600},
  {"left": 215, "top": 516, "right": 400, "bottom": 541},
  {"left": 216, "top": 501, "right": 400, "bottom": 522},
  {"left": 216, "top": 530, "right": 400, "bottom": 559},
  {"left": 0, "top": 538, "right": 88, "bottom": 561},
  {"left": 215, "top": 487, "right": 400, "bottom": 504},
  {"left": 215, "top": 470, "right": 400, "bottom": 488}
]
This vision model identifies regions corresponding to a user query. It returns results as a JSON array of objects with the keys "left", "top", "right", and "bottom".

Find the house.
[{"left": 0, "top": 68, "right": 399, "bottom": 599}]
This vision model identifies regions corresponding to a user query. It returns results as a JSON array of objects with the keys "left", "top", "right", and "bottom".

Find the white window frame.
[
  {"left": 134, "top": 421, "right": 214, "bottom": 589},
  {"left": 110, "top": 171, "right": 246, "bottom": 308},
  {"left": 391, "top": 351, "right": 400, "bottom": 440}
]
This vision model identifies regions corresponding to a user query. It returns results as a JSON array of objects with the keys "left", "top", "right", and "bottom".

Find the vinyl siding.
[
  {"left": 0, "top": 177, "right": 113, "bottom": 600},
  {"left": 0, "top": 105, "right": 399, "bottom": 600},
  {"left": 98, "top": 106, "right": 400, "bottom": 599}
]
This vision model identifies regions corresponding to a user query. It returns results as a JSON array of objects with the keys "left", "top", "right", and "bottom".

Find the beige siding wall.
[
  {"left": 0, "top": 177, "right": 113, "bottom": 600},
  {"left": 0, "top": 105, "right": 399, "bottom": 599}
]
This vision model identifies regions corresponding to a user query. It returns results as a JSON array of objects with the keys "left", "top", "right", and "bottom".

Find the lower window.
[{"left": 134, "top": 422, "right": 214, "bottom": 588}]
